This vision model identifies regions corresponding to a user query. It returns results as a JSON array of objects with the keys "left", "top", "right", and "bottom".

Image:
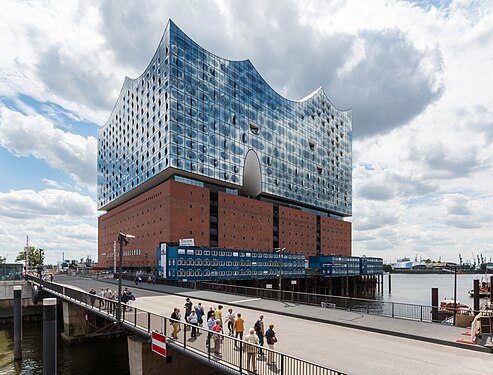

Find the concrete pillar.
[
  {"left": 61, "top": 301, "right": 86, "bottom": 344},
  {"left": 13, "top": 285, "right": 22, "bottom": 360},
  {"left": 127, "top": 335, "right": 218, "bottom": 375},
  {"left": 128, "top": 335, "right": 167, "bottom": 375},
  {"left": 43, "top": 298, "right": 57, "bottom": 375}
]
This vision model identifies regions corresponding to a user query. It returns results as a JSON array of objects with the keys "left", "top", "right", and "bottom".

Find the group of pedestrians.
[
  {"left": 170, "top": 299, "right": 278, "bottom": 373},
  {"left": 88, "top": 287, "right": 135, "bottom": 312}
]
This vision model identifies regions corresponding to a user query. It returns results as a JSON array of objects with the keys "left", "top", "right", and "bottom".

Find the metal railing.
[
  {"left": 27, "top": 275, "right": 346, "bottom": 375},
  {"left": 196, "top": 281, "right": 457, "bottom": 324}
]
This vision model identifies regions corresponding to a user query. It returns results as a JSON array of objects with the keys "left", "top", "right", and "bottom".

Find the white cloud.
[
  {"left": 0, "top": 189, "right": 96, "bottom": 219},
  {"left": 0, "top": 106, "right": 97, "bottom": 191},
  {"left": 0, "top": 189, "right": 97, "bottom": 264}
]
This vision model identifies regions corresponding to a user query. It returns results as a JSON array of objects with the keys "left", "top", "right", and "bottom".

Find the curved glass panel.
[{"left": 97, "top": 20, "right": 352, "bottom": 216}]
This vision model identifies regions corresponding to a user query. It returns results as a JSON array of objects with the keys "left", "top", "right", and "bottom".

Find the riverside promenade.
[{"left": 56, "top": 275, "right": 492, "bottom": 375}]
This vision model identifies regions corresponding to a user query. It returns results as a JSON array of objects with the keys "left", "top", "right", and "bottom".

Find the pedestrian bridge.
[{"left": 27, "top": 275, "right": 344, "bottom": 375}]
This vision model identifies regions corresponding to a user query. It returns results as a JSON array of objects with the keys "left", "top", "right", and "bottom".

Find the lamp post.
[
  {"left": 117, "top": 232, "right": 134, "bottom": 321},
  {"left": 38, "top": 248, "right": 44, "bottom": 278},
  {"left": 345, "top": 263, "right": 349, "bottom": 296},
  {"left": 275, "top": 247, "right": 286, "bottom": 301},
  {"left": 453, "top": 265, "right": 457, "bottom": 326}
]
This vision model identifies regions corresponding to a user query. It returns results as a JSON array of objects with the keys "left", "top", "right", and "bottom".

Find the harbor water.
[
  {"left": 0, "top": 320, "right": 129, "bottom": 374},
  {"left": 379, "top": 273, "right": 489, "bottom": 305}
]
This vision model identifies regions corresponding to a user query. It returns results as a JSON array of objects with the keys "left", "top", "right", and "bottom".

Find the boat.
[
  {"left": 439, "top": 299, "right": 472, "bottom": 325},
  {"left": 439, "top": 299, "right": 471, "bottom": 314},
  {"left": 468, "top": 276, "right": 491, "bottom": 298},
  {"left": 468, "top": 283, "right": 491, "bottom": 298}
]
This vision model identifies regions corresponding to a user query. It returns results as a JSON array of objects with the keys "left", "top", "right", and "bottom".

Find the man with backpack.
[
  {"left": 184, "top": 298, "right": 193, "bottom": 330},
  {"left": 254, "top": 315, "right": 265, "bottom": 354}
]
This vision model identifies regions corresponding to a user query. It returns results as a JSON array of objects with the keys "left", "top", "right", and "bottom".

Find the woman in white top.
[{"left": 244, "top": 328, "right": 259, "bottom": 373}]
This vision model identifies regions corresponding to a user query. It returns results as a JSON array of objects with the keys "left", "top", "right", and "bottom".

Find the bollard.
[
  {"left": 43, "top": 298, "right": 57, "bottom": 375},
  {"left": 490, "top": 276, "right": 493, "bottom": 303},
  {"left": 431, "top": 288, "right": 439, "bottom": 322},
  {"left": 13, "top": 285, "right": 22, "bottom": 360},
  {"left": 473, "top": 279, "right": 479, "bottom": 315}
]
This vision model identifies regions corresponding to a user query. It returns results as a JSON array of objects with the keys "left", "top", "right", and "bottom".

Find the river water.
[
  {"left": 376, "top": 273, "right": 489, "bottom": 305},
  {"left": 0, "top": 273, "right": 488, "bottom": 373},
  {"left": 0, "top": 320, "right": 129, "bottom": 374}
]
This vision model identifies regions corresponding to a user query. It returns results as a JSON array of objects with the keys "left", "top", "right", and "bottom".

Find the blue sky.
[{"left": 1, "top": 0, "right": 493, "bottom": 265}]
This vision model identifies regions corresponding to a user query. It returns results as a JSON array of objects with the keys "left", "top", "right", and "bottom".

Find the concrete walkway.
[{"left": 79, "top": 276, "right": 491, "bottom": 354}]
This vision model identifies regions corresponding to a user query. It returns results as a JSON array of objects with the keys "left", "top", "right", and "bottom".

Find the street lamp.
[
  {"left": 453, "top": 266, "right": 457, "bottom": 326},
  {"left": 345, "top": 263, "right": 349, "bottom": 296},
  {"left": 117, "top": 232, "right": 134, "bottom": 321},
  {"left": 37, "top": 248, "right": 44, "bottom": 278},
  {"left": 275, "top": 247, "right": 286, "bottom": 301}
]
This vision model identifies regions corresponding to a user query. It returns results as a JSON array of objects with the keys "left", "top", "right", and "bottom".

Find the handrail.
[
  {"left": 27, "top": 275, "right": 346, "bottom": 375},
  {"left": 196, "top": 281, "right": 458, "bottom": 323}
]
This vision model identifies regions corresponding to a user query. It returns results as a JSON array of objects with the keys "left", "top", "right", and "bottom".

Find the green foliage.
[{"left": 15, "top": 246, "right": 45, "bottom": 268}]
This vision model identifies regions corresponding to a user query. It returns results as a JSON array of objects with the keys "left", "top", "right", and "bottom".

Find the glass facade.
[{"left": 98, "top": 20, "right": 352, "bottom": 216}]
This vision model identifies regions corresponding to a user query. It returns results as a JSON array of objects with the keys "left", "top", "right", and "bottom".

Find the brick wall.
[
  {"left": 320, "top": 216, "right": 352, "bottom": 256},
  {"left": 278, "top": 206, "right": 317, "bottom": 256},
  {"left": 217, "top": 192, "right": 273, "bottom": 252},
  {"left": 98, "top": 180, "right": 209, "bottom": 268}
]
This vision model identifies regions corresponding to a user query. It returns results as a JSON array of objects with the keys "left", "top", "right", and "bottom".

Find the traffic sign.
[{"left": 151, "top": 331, "right": 166, "bottom": 357}]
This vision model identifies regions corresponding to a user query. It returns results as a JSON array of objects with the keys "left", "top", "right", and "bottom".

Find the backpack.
[{"left": 254, "top": 320, "right": 261, "bottom": 332}]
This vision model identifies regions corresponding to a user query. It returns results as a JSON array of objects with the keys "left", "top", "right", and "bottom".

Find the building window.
[{"left": 249, "top": 122, "right": 260, "bottom": 135}]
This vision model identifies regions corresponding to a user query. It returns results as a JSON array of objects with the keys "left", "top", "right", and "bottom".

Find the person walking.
[
  {"left": 197, "top": 303, "right": 205, "bottom": 327},
  {"left": 212, "top": 319, "right": 222, "bottom": 355},
  {"left": 233, "top": 313, "right": 245, "bottom": 345},
  {"left": 170, "top": 308, "right": 180, "bottom": 339},
  {"left": 194, "top": 304, "right": 203, "bottom": 332},
  {"left": 207, "top": 306, "right": 215, "bottom": 321},
  {"left": 265, "top": 323, "right": 277, "bottom": 365},
  {"left": 188, "top": 310, "right": 199, "bottom": 337},
  {"left": 121, "top": 289, "right": 130, "bottom": 312},
  {"left": 184, "top": 298, "right": 193, "bottom": 329},
  {"left": 89, "top": 288, "right": 96, "bottom": 307},
  {"left": 206, "top": 314, "right": 215, "bottom": 347},
  {"left": 254, "top": 315, "right": 265, "bottom": 354},
  {"left": 98, "top": 288, "right": 105, "bottom": 308},
  {"left": 126, "top": 290, "right": 135, "bottom": 311},
  {"left": 214, "top": 305, "right": 224, "bottom": 333},
  {"left": 244, "top": 327, "right": 259, "bottom": 373},
  {"left": 104, "top": 288, "right": 112, "bottom": 310},
  {"left": 225, "top": 308, "right": 235, "bottom": 336}
]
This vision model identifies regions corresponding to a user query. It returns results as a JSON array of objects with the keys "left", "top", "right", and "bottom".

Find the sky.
[{"left": 1, "top": 0, "right": 492, "bottom": 265}]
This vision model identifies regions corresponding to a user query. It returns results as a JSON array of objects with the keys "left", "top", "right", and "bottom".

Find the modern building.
[{"left": 98, "top": 20, "right": 353, "bottom": 271}]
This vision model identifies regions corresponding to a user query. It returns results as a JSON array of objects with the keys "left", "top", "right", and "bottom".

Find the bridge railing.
[
  {"left": 27, "top": 275, "right": 346, "bottom": 375},
  {"left": 196, "top": 281, "right": 455, "bottom": 323}
]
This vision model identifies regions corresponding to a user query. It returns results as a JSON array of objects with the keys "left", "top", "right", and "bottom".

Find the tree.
[{"left": 16, "top": 246, "right": 44, "bottom": 268}]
